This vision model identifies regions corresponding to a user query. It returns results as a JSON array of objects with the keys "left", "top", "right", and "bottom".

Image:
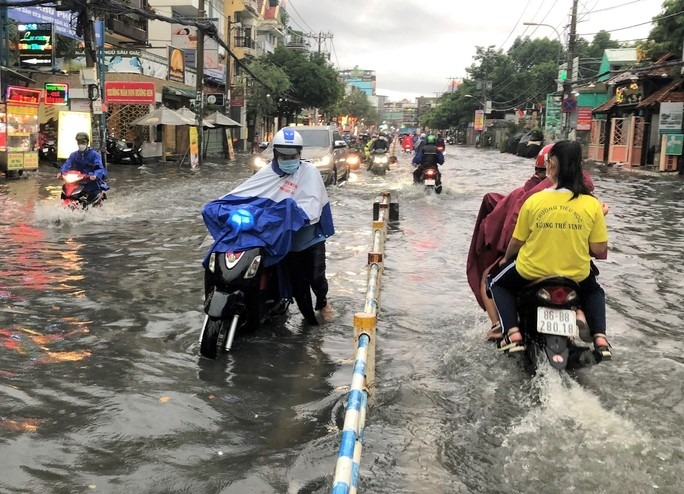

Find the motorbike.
[
  {"left": 106, "top": 134, "right": 143, "bottom": 165},
  {"left": 446, "top": 136, "right": 455, "bottom": 145},
  {"left": 346, "top": 149, "right": 362, "bottom": 171},
  {"left": 199, "top": 213, "right": 319, "bottom": 358},
  {"left": 416, "top": 165, "right": 442, "bottom": 194},
  {"left": 514, "top": 276, "right": 599, "bottom": 374},
  {"left": 37, "top": 133, "right": 57, "bottom": 163},
  {"left": 367, "top": 149, "right": 390, "bottom": 175},
  {"left": 60, "top": 170, "right": 107, "bottom": 209}
]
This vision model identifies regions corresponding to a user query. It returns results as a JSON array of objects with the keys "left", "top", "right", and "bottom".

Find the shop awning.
[
  {"left": 637, "top": 79, "right": 684, "bottom": 108},
  {"left": 163, "top": 85, "right": 195, "bottom": 99},
  {"left": 0, "top": 66, "right": 35, "bottom": 84},
  {"left": 593, "top": 96, "right": 617, "bottom": 114}
]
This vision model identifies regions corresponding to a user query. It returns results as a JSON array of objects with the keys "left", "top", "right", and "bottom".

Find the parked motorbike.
[
  {"left": 60, "top": 170, "right": 107, "bottom": 209},
  {"left": 37, "top": 133, "right": 57, "bottom": 163},
  {"left": 199, "top": 212, "right": 319, "bottom": 358},
  {"left": 514, "top": 276, "right": 598, "bottom": 374},
  {"left": 368, "top": 149, "right": 390, "bottom": 175},
  {"left": 446, "top": 136, "right": 455, "bottom": 145},
  {"left": 416, "top": 165, "right": 442, "bottom": 194},
  {"left": 106, "top": 134, "right": 143, "bottom": 165}
]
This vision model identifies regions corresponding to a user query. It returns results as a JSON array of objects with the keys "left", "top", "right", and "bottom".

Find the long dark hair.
[{"left": 549, "top": 140, "right": 589, "bottom": 199}]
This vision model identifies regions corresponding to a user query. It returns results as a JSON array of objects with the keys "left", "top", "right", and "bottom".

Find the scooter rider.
[
  {"left": 59, "top": 132, "right": 109, "bottom": 199},
  {"left": 412, "top": 134, "right": 444, "bottom": 193}
]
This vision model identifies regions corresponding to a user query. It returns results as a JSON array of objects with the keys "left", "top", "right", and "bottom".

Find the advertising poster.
[
  {"left": 189, "top": 126, "right": 199, "bottom": 168},
  {"left": 168, "top": 46, "right": 186, "bottom": 83},
  {"left": 57, "top": 111, "right": 91, "bottom": 159},
  {"left": 576, "top": 107, "right": 593, "bottom": 131}
]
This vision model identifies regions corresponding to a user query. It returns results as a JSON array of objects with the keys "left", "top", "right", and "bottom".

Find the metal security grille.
[{"left": 106, "top": 104, "right": 150, "bottom": 143}]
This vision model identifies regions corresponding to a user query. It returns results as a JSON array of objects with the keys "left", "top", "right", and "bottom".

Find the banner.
[
  {"left": 576, "top": 107, "right": 593, "bottom": 131},
  {"left": 474, "top": 110, "right": 484, "bottom": 131},
  {"left": 104, "top": 82, "right": 155, "bottom": 104},
  {"left": 189, "top": 126, "right": 199, "bottom": 168},
  {"left": 544, "top": 93, "right": 562, "bottom": 137},
  {"left": 226, "top": 129, "right": 235, "bottom": 161}
]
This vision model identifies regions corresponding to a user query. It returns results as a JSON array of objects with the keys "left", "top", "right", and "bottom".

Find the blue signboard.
[{"left": 9, "top": 6, "right": 80, "bottom": 40}]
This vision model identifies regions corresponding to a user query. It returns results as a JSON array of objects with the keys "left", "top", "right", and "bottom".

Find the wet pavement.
[{"left": 1, "top": 146, "right": 683, "bottom": 493}]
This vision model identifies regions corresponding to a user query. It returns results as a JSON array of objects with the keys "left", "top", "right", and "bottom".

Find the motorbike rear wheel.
[{"left": 200, "top": 316, "right": 228, "bottom": 359}]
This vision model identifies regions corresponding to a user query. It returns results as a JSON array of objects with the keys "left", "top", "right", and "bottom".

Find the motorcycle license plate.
[
  {"left": 536, "top": 307, "right": 577, "bottom": 337},
  {"left": 424, "top": 179, "right": 436, "bottom": 186}
]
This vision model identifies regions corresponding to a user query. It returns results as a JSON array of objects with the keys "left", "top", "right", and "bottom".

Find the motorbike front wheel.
[{"left": 200, "top": 316, "right": 228, "bottom": 359}]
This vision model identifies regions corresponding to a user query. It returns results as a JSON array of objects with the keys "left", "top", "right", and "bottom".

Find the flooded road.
[{"left": 1, "top": 146, "right": 682, "bottom": 493}]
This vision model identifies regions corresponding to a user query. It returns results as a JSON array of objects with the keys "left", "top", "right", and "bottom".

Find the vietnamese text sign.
[
  {"left": 9, "top": 7, "right": 79, "bottom": 40},
  {"left": 659, "top": 102, "right": 683, "bottom": 134},
  {"left": 45, "top": 83, "right": 68, "bottom": 105},
  {"left": 545, "top": 93, "right": 562, "bottom": 136},
  {"left": 18, "top": 22, "right": 54, "bottom": 68},
  {"left": 577, "top": 107, "right": 593, "bottom": 131},
  {"left": 104, "top": 82, "right": 155, "bottom": 104}
]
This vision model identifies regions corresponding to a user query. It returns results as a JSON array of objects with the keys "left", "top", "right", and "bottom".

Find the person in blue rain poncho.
[
  {"left": 201, "top": 128, "right": 335, "bottom": 321},
  {"left": 59, "top": 132, "right": 109, "bottom": 200}
]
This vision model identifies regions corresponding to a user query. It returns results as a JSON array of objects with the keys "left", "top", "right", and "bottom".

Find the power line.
[
  {"left": 578, "top": 9, "right": 683, "bottom": 36},
  {"left": 286, "top": 0, "right": 315, "bottom": 33}
]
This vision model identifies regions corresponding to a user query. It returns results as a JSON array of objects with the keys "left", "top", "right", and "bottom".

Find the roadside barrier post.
[{"left": 332, "top": 192, "right": 398, "bottom": 494}]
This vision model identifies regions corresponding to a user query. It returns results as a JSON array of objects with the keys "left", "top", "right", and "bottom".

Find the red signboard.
[
  {"left": 104, "top": 81, "right": 155, "bottom": 104},
  {"left": 576, "top": 107, "right": 593, "bottom": 131},
  {"left": 6, "top": 86, "right": 42, "bottom": 105}
]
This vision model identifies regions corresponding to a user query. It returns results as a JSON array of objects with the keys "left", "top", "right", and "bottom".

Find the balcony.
[{"left": 105, "top": 13, "right": 148, "bottom": 43}]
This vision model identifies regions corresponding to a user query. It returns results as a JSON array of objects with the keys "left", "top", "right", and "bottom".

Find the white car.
[{"left": 250, "top": 126, "right": 351, "bottom": 186}]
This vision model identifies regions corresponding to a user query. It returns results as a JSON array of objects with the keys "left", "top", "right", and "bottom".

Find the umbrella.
[
  {"left": 131, "top": 106, "right": 195, "bottom": 126},
  {"left": 204, "top": 111, "right": 242, "bottom": 128},
  {"left": 177, "top": 107, "right": 215, "bottom": 128}
]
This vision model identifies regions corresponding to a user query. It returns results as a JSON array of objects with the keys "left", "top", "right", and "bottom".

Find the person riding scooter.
[
  {"left": 367, "top": 133, "right": 390, "bottom": 170},
  {"left": 59, "top": 132, "right": 109, "bottom": 201},
  {"left": 412, "top": 134, "right": 444, "bottom": 193}
]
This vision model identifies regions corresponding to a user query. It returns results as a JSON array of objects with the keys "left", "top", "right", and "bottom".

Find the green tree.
[
  {"left": 264, "top": 46, "right": 344, "bottom": 115},
  {"left": 644, "top": 0, "right": 684, "bottom": 60},
  {"left": 246, "top": 58, "right": 292, "bottom": 120}
]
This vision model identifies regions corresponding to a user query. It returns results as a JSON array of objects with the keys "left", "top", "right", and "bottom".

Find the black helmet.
[{"left": 75, "top": 132, "right": 89, "bottom": 143}]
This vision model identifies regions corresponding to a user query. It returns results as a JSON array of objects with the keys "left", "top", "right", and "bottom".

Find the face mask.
[
  {"left": 278, "top": 158, "right": 300, "bottom": 174},
  {"left": 78, "top": 144, "right": 87, "bottom": 152}
]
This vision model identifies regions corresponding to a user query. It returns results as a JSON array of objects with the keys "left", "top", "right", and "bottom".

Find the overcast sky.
[{"left": 284, "top": 0, "right": 667, "bottom": 101}]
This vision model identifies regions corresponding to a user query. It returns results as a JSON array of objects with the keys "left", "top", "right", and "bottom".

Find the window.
[{"left": 297, "top": 129, "right": 331, "bottom": 148}]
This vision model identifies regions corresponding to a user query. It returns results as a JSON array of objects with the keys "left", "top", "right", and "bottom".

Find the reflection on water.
[{"left": 0, "top": 156, "right": 682, "bottom": 493}]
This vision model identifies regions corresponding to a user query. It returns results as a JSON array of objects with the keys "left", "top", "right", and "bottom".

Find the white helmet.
[{"left": 272, "top": 128, "right": 303, "bottom": 156}]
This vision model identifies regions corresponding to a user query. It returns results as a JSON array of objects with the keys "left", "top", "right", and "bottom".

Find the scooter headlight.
[{"left": 244, "top": 255, "right": 262, "bottom": 279}]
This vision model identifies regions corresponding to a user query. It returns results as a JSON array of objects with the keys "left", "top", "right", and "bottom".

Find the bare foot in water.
[{"left": 318, "top": 303, "right": 334, "bottom": 323}]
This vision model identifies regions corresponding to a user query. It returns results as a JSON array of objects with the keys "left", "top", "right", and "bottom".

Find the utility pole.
[
  {"left": 195, "top": 0, "right": 205, "bottom": 166},
  {"left": 563, "top": 0, "right": 579, "bottom": 139},
  {"left": 224, "top": 17, "right": 232, "bottom": 159},
  {"left": 84, "top": 0, "right": 106, "bottom": 165}
]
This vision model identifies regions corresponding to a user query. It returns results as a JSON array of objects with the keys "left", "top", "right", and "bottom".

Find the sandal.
[
  {"left": 497, "top": 328, "right": 525, "bottom": 353},
  {"left": 593, "top": 333, "right": 613, "bottom": 360},
  {"left": 576, "top": 310, "right": 592, "bottom": 343},
  {"left": 486, "top": 322, "right": 503, "bottom": 342}
]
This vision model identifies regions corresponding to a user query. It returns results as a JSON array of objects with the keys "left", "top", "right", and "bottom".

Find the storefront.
[{"left": 0, "top": 86, "right": 41, "bottom": 176}]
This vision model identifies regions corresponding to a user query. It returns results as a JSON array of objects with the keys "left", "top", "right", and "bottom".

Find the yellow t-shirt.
[{"left": 512, "top": 188, "right": 608, "bottom": 282}]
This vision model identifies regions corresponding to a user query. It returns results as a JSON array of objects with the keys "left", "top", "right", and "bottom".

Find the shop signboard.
[
  {"left": 6, "top": 86, "right": 42, "bottom": 105},
  {"left": 659, "top": 102, "right": 683, "bottom": 134},
  {"left": 45, "top": 83, "right": 68, "bottom": 106},
  {"left": 9, "top": 7, "right": 78, "bottom": 40},
  {"left": 168, "top": 46, "right": 186, "bottom": 83},
  {"left": 18, "top": 22, "right": 54, "bottom": 68},
  {"left": 104, "top": 82, "right": 155, "bottom": 104},
  {"left": 7, "top": 153, "right": 24, "bottom": 170}
]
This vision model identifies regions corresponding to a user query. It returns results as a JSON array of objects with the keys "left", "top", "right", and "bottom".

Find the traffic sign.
[{"left": 561, "top": 98, "right": 577, "bottom": 113}]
